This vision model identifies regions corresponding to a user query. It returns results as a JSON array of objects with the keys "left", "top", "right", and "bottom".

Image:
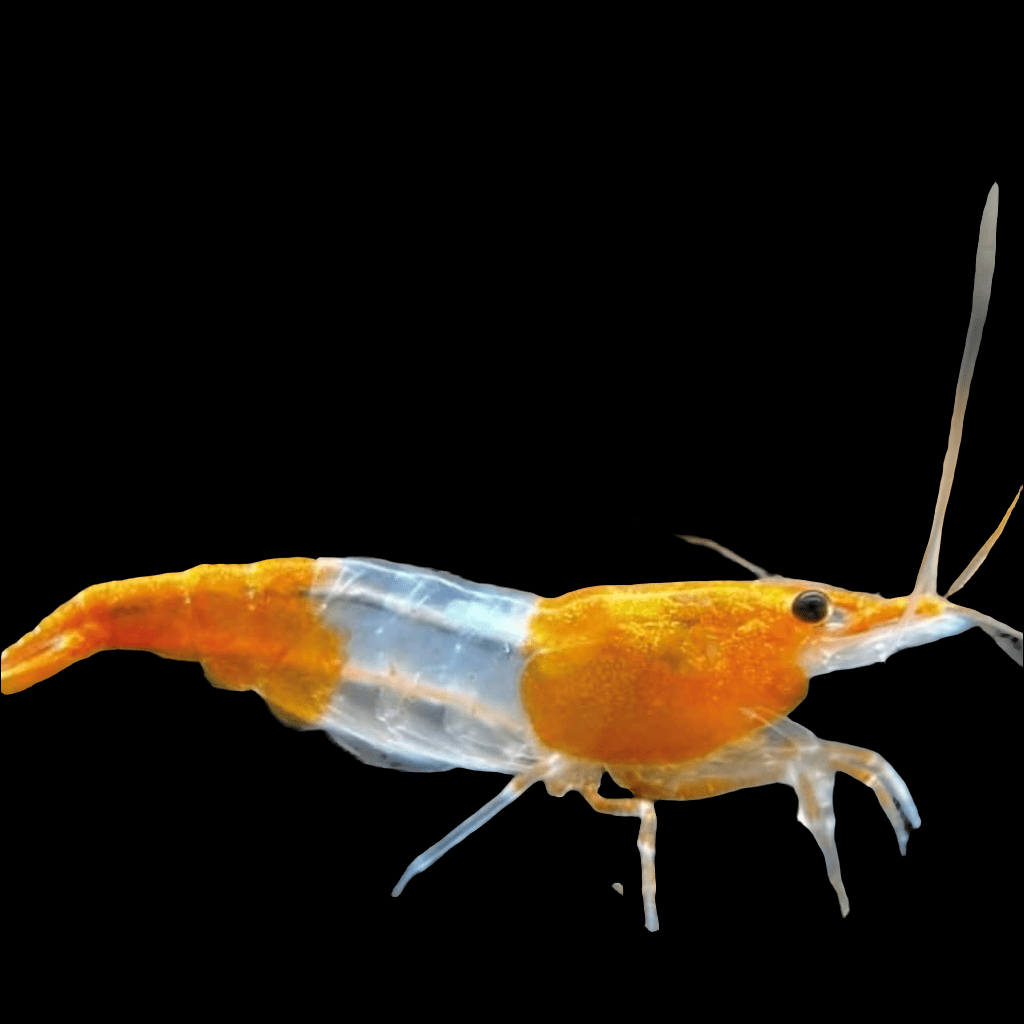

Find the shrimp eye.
[{"left": 792, "top": 590, "right": 829, "bottom": 623}]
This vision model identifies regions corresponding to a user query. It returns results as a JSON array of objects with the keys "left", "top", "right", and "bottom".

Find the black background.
[{"left": 4, "top": 52, "right": 1018, "bottom": 996}]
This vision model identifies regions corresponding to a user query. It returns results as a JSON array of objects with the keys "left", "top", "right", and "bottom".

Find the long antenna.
[{"left": 910, "top": 184, "right": 999, "bottom": 601}]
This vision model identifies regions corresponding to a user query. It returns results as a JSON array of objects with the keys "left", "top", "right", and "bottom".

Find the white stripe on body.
[{"left": 312, "top": 557, "right": 545, "bottom": 774}]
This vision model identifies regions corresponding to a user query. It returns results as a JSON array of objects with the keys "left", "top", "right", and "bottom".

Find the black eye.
[{"left": 792, "top": 590, "right": 829, "bottom": 623}]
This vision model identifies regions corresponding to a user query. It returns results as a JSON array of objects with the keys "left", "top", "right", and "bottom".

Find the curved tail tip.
[{"left": 1, "top": 628, "right": 96, "bottom": 695}]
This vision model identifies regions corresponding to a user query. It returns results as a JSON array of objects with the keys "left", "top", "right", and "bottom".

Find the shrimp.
[{"left": 3, "top": 185, "right": 1018, "bottom": 934}]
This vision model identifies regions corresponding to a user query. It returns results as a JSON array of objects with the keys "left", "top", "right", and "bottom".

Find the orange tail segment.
[
  {"left": 1, "top": 558, "right": 345, "bottom": 727},
  {"left": 1, "top": 584, "right": 114, "bottom": 695}
]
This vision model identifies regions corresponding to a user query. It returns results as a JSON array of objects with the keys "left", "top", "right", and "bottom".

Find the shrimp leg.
[
  {"left": 581, "top": 783, "right": 660, "bottom": 932},
  {"left": 777, "top": 721, "right": 921, "bottom": 916},
  {"left": 392, "top": 760, "right": 554, "bottom": 898}
]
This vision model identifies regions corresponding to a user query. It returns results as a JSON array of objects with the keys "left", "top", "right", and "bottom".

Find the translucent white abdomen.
[{"left": 311, "top": 557, "right": 544, "bottom": 774}]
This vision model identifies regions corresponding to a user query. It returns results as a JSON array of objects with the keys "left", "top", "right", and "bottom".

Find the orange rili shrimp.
[{"left": 2, "top": 185, "right": 1019, "bottom": 932}]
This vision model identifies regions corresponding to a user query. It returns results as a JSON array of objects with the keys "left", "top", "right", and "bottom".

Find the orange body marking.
[
  {"left": 523, "top": 582, "right": 813, "bottom": 768},
  {"left": 522, "top": 582, "right": 941, "bottom": 797},
  {"left": 2, "top": 559, "right": 343, "bottom": 727}
]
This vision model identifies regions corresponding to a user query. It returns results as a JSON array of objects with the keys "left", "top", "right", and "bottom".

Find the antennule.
[{"left": 944, "top": 485, "right": 1021, "bottom": 598}]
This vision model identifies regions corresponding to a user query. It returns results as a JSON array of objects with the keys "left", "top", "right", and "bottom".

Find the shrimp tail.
[
  {"left": 2, "top": 560, "right": 341, "bottom": 728},
  {"left": 1, "top": 585, "right": 115, "bottom": 694},
  {"left": 0, "top": 567, "right": 212, "bottom": 696}
]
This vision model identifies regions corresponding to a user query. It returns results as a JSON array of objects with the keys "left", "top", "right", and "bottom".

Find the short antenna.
[
  {"left": 944, "top": 486, "right": 1021, "bottom": 598},
  {"left": 676, "top": 535, "right": 770, "bottom": 579}
]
